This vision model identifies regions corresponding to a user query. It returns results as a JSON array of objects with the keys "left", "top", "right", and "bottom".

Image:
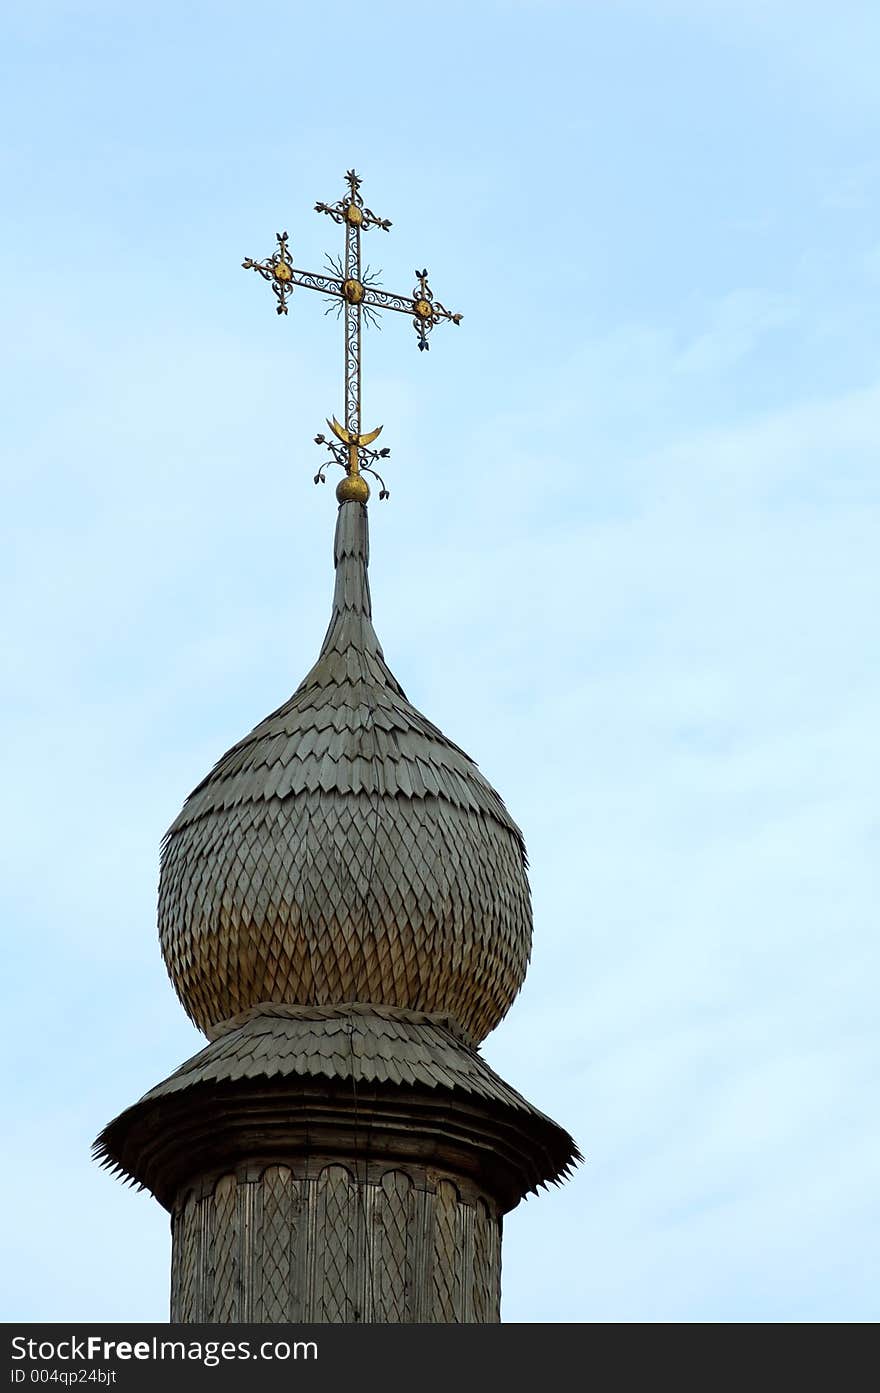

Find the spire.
[
  {"left": 306, "top": 498, "right": 406, "bottom": 697},
  {"left": 319, "top": 499, "right": 375, "bottom": 649}
]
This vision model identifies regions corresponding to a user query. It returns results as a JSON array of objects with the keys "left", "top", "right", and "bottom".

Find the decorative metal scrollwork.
[{"left": 313, "top": 429, "right": 392, "bottom": 501}]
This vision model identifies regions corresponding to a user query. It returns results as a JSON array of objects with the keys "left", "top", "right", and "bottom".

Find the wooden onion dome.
[{"left": 159, "top": 500, "right": 532, "bottom": 1045}]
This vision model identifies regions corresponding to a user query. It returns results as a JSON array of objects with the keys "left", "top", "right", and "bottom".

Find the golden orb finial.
[{"left": 336, "top": 473, "right": 370, "bottom": 504}]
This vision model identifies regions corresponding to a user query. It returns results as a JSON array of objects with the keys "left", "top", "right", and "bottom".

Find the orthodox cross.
[{"left": 243, "top": 169, "right": 462, "bottom": 502}]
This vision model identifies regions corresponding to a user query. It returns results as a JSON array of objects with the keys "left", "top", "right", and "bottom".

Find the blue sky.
[{"left": 2, "top": 0, "right": 878, "bottom": 1321}]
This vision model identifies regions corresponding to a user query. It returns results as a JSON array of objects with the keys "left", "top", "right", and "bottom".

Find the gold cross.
[{"left": 243, "top": 169, "right": 462, "bottom": 502}]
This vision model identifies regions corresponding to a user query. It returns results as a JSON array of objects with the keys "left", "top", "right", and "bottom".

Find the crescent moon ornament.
[{"left": 327, "top": 417, "right": 383, "bottom": 448}]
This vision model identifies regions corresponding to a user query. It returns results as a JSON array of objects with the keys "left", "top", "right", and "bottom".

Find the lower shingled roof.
[{"left": 94, "top": 1003, "right": 581, "bottom": 1207}]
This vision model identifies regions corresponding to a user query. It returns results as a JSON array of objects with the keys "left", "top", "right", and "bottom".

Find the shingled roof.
[
  {"left": 159, "top": 501, "right": 533, "bottom": 1043},
  {"left": 94, "top": 1005, "right": 581, "bottom": 1211}
]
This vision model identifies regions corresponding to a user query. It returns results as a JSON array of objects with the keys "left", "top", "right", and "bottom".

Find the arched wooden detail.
[
  {"left": 171, "top": 1163, "right": 501, "bottom": 1323},
  {"left": 373, "top": 1169, "right": 417, "bottom": 1322}
]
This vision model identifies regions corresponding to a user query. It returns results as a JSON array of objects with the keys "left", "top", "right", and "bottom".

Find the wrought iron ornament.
[{"left": 243, "top": 169, "right": 462, "bottom": 501}]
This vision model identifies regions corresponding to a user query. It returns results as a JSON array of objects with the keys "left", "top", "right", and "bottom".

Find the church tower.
[{"left": 95, "top": 172, "right": 578, "bottom": 1323}]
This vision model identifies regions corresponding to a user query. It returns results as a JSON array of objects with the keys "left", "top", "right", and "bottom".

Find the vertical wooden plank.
[
  {"left": 169, "top": 1208, "right": 181, "bottom": 1321},
  {"left": 375, "top": 1170, "right": 411, "bottom": 1322},
  {"left": 491, "top": 1213, "right": 503, "bottom": 1321},
  {"left": 199, "top": 1192, "right": 214, "bottom": 1321},
  {"left": 458, "top": 1199, "right": 474, "bottom": 1323},
  {"left": 472, "top": 1199, "right": 491, "bottom": 1323},
  {"left": 407, "top": 1184, "right": 432, "bottom": 1322},
  {"left": 212, "top": 1174, "right": 238, "bottom": 1323},
  {"left": 289, "top": 1173, "right": 309, "bottom": 1321},
  {"left": 237, "top": 1178, "right": 260, "bottom": 1324},
  {"left": 260, "top": 1166, "right": 293, "bottom": 1322},
  {"left": 177, "top": 1191, "right": 201, "bottom": 1322},
  {"left": 314, "top": 1164, "right": 353, "bottom": 1322},
  {"left": 431, "top": 1180, "right": 461, "bottom": 1323},
  {"left": 304, "top": 1170, "right": 319, "bottom": 1321},
  {"left": 349, "top": 1172, "right": 372, "bottom": 1323}
]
